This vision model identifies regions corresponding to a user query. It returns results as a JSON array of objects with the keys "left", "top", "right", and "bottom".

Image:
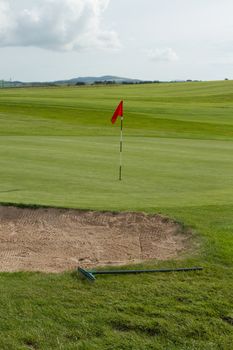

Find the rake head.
[{"left": 78, "top": 267, "right": 96, "bottom": 282}]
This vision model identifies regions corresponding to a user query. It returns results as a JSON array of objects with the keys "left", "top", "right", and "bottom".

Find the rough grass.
[{"left": 0, "top": 81, "right": 233, "bottom": 349}]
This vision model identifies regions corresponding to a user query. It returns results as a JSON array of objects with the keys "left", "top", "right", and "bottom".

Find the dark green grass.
[
  {"left": 0, "top": 266, "right": 233, "bottom": 350},
  {"left": 0, "top": 81, "right": 233, "bottom": 349}
]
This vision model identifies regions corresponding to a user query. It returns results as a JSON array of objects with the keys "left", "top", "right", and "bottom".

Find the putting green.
[{"left": 0, "top": 135, "right": 232, "bottom": 210}]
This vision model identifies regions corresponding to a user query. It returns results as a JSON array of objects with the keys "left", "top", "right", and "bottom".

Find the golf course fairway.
[{"left": 0, "top": 81, "right": 232, "bottom": 349}]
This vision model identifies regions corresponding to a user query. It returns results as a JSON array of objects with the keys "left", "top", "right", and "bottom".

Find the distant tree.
[
  {"left": 76, "top": 82, "right": 85, "bottom": 85},
  {"left": 122, "top": 81, "right": 134, "bottom": 84},
  {"left": 139, "top": 80, "right": 153, "bottom": 84},
  {"left": 93, "top": 80, "right": 116, "bottom": 85}
]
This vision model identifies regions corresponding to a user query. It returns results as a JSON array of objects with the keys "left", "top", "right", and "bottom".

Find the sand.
[{"left": 0, "top": 206, "right": 192, "bottom": 272}]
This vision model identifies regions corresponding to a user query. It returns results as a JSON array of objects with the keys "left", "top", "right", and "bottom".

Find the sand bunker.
[{"left": 0, "top": 206, "right": 192, "bottom": 273}]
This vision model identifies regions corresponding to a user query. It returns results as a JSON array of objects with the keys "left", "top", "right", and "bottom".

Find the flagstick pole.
[{"left": 119, "top": 116, "right": 123, "bottom": 181}]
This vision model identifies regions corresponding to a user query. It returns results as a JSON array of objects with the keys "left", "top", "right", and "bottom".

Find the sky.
[{"left": 0, "top": 0, "right": 233, "bottom": 82}]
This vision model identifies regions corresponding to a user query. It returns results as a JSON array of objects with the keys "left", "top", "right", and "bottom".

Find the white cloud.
[
  {"left": 148, "top": 48, "right": 179, "bottom": 62},
  {"left": 0, "top": 0, "right": 120, "bottom": 51}
]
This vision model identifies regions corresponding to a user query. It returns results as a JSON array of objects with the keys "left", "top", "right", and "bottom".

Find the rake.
[{"left": 78, "top": 266, "right": 203, "bottom": 282}]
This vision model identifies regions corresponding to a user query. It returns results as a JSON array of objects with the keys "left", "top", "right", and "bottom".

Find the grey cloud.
[{"left": 0, "top": 0, "right": 120, "bottom": 51}]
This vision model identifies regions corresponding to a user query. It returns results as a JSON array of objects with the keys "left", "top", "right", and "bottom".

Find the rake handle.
[{"left": 90, "top": 267, "right": 203, "bottom": 275}]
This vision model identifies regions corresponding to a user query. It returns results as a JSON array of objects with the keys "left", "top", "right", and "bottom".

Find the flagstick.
[{"left": 119, "top": 116, "right": 123, "bottom": 181}]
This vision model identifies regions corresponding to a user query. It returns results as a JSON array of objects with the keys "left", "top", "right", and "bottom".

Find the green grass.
[{"left": 0, "top": 81, "right": 233, "bottom": 349}]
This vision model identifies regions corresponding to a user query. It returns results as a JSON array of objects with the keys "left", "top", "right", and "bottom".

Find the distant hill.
[
  {"left": 54, "top": 75, "right": 142, "bottom": 85},
  {"left": 0, "top": 75, "right": 142, "bottom": 87}
]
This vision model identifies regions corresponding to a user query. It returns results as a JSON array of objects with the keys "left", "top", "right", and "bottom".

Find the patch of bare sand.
[{"left": 0, "top": 206, "right": 193, "bottom": 272}]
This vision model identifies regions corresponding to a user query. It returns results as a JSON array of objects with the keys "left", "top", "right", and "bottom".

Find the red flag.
[{"left": 111, "top": 100, "right": 123, "bottom": 124}]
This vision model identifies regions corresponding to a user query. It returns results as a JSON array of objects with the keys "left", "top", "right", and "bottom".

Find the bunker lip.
[{"left": 0, "top": 205, "right": 193, "bottom": 273}]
